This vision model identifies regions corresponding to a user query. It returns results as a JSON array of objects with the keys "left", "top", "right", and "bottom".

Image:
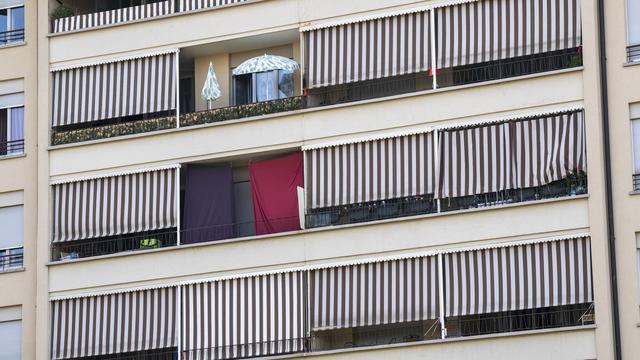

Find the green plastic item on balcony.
[
  {"left": 180, "top": 96, "right": 305, "bottom": 127},
  {"left": 139, "top": 238, "right": 160, "bottom": 249},
  {"left": 51, "top": 115, "right": 177, "bottom": 146}
]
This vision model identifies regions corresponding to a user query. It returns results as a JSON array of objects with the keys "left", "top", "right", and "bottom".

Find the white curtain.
[
  {"left": 632, "top": 119, "right": 640, "bottom": 174},
  {"left": 629, "top": 0, "right": 640, "bottom": 45},
  {"left": 9, "top": 106, "right": 22, "bottom": 154}
]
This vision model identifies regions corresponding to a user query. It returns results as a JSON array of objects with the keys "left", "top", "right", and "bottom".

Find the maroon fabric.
[{"left": 249, "top": 152, "right": 304, "bottom": 235}]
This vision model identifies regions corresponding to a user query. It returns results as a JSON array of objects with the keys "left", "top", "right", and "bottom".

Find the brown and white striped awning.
[
  {"left": 310, "top": 256, "right": 439, "bottom": 331},
  {"left": 444, "top": 236, "right": 592, "bottom": 317},
  {"left": 305, "top": 132, "right": 436, "bottom": 209},
  {"left": 51, "top": 166, "right": 178, "bottom": 243},
  {"left": 51, "top": 51, "right": 177, "bottom": 127},
  {"left": 178, "top": 0, "right": 249, "bottom": 12},
  {"left": 51, "top": 287, "right": 178, "bottom": 359},
  {"left": 52, "top": 1, "right": 176, "bottom": 33},
  {"left": 182, "top": 271, "right": 305, "bottom": 359},
  {"left": 436, "top": 0, "right": 582, "bottom": 69},
  {"left": 303, "top": 10, "right": 432, "bottom": 89},
  {"left": 436, "top": 109, "right": 586, "bottom": 198}
]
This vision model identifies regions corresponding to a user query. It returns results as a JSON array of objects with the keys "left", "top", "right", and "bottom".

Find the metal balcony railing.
[
  {"left": 628, "top": 44, "right": 640, "bottom": 63},
  {"left": 0, "top": 29, "right": 25, "bottom": 44},
  {"left": 0, "top": 139, "right": 24, "bottom": 156},
  {"left": 182, "top": 338, "right": 306, "bottom": 360},
  {"left": 0, "top": 246, "right": 23, "bottom": 271}
]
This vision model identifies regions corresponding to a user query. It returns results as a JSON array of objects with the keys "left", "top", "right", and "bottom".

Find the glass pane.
[
  {"left": 10, "top": 6, "right": 23, "bottom": 31},
  {"left": 633, "top": 120, "right": 640, "bottom": 174},
  {"left": 233, "top": 74, "right": 252, "bottom": 105},
  {"left": 0, "top": 9, "right": 7, "bottom": 45},
  {"left": 255, "top": 71, "right": 277, "bottom": 102},
  {"left": 278, "top": 70, "right": 294, "bottom": 99},
  {"left": 629, "top": 0, "right": 640, "bottom": 45}
]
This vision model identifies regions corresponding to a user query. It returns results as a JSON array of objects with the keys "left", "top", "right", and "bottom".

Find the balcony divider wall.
[{"left": 49, "top": 234, "right": 593, "bottom": 359}]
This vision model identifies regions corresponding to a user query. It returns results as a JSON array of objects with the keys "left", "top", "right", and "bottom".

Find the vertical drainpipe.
[{"left": 596, "top": 0, "right": 622, "bottom": 358}]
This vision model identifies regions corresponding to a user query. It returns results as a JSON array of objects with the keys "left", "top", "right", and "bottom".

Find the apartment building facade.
[{"left": 0, "top": 0, "right": 634, "bottom": 359}]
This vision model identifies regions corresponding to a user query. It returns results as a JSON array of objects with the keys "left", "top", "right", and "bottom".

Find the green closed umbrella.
[{"left": 201, "top": 62, "right": 222, "bottom": 110}]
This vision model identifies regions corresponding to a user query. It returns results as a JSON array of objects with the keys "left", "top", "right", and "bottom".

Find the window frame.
[
  {"left": 0, "top": 105, "right": 25, "bottom": 156},
  {"left": 0, "top": 5, "right": 25, "bottom": 45}
]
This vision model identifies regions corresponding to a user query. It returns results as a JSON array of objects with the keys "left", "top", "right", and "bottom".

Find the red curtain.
[{"left": 249, "top": 152, "right": 304, "bottom": 235}]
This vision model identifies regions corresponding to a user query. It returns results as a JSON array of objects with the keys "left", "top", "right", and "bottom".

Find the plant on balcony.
[
  {"left": 180, "top": 96, "right": 305, "bottom": 127},
  {"left": 51, "top": 115, "right": 177, "bottom": 146},
  {"left": 50, "top": 2, "right": 75, "bottom": 21}
]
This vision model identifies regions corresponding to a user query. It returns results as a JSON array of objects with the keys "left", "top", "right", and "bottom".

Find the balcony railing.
[
  {"left": 0, "top": 139, "right": 25, "bottom": 156},
  {"left": 307, "top": 174, "right": 587, "bottom": 230},
  {"left": 628, "top": 44, "right": 640, "bottom": 63},
  {"left": 50, "top": 228, "right": 178, "bottom": 261},
  {"left": 633, "top": 174, "right": 640, "bottom": 191},
  {"left": 437, "top": 48, "right": 582, "bottom": 88},
  {"left": 0, "top": 29, "right": 25, "bottom": 44},
  {"left": 183, "top": 338, "right": 306, "bottom": 360},
  {"left": 0, "top": 246, "right": 23, "bottom": 271},
  {"left": 80, "top": 348, "right": 178, "bottom": 360},
  {"left": 50, "top": 114, "right": 176, "bottom": 146}
]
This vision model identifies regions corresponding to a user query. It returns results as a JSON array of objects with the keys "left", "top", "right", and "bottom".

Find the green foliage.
[
  {"left": 51, "top": 3, "right": 75, "bottom": 21},
  {"left": 51, "top": 116, "right": 177, "bottom": 146},
  {"left": 180, "top": 96, "right": 305, "bottom": 127}
]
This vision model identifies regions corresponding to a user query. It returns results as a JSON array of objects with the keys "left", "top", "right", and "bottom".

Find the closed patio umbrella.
[{"left": 201, "top": 62, "right": 222, "bottom": 109}]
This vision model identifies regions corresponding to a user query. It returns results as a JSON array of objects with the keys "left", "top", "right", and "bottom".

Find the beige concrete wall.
[
  {"left": 48, "top": 196, "right": 588, "bottom": 296},
  {"left": 0, "top": 0, "right": 40, "bottom": 359},
  {"left": 48, "top": 69, "right": 583, "bottom": 179},
  {"left": 293, "top": 328, "right": 596, "bottom": 360}
]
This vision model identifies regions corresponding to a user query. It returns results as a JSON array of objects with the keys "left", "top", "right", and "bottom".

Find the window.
[
  {"left": 0, "top": 2, "right": 24, "bottom": 45},
  {"left": 233, "top": 69, "right": 295, "bottom": 105},
  {"left": 632, "top": 105, "right": 640, "bottom": 190},
  {"left": 0, "top": 306, "right": 21, "bottom": 360},
  {"left": 628, "top": 0, "right": 640, "bottom": 61},
  {"left": 0, "top": 205, "right": 23, "bottom": 271},
  {"left": 0, "top": 107, "right": 24, "bottom": 156}
]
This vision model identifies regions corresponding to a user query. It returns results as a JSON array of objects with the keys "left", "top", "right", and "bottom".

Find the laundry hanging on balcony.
[
  {"left": 50, "top": 165, "right": 179, "bottom": 243},
  {"left": 443, "top": 235, "right": 593, "bottom": 317},
  {"left": 50, "top": 286, "right": 178, "bottom": 359},
  {"left": 181, "top": 271, "right": 305, "bottom": 359},
  {"left": 50, "top": 50, "right": 178, "bottom": 127},
  {"left": 303, "top": 130, "right": 437, "bottom": 209},
  {"left": 435, "top": 0, "right": 582, "bottom": 69},
  {"left": 436, "top": 109, "right": 586, "bottom": 199},
  {"left": 303, "top": 9, "right": 432, "bottom": 89},
  {"left": 248, "top": 152, "right": 304, "bottom": 235},
  {"left": 310, "top": 255, "right": 440, "bottom": 331},
  {"left": 182, "top": 166, "right": 235, "bottom": 244}
]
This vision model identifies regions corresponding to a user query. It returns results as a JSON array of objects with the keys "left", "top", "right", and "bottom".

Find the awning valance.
[
  {"left": 310, "top": 255, "right": 440, "bottom": 330},
  {"left": 182, "top": 271, "right": 305, "bottom": 359},
  {"left": 51, "top": 287, "right": 178, "bottom": 359},
  {"left": 304, "top": 10, "right": 432, "bottom": 89},
  {"left": 51, "top": 51, "right": 177, "bottom": 127},
  {"left": 436, "top": 0, "right": 582, "bottom": 69},
  {"left": 305, "top": 131, "right": 436, "bottom": 209},
  {"left": 444, "top": 236, "right": 592, "bottom": 317},
  {"left": 178, "top": 0, "right": 248, "bottom": 12},
  {"left": 53, "top": 0, "right": 176, "bottom": 33},
  {"left": 436, "top": 109, "right": 586, "bottom": 198},
  {"left": 51, "top": 167, "right": 178, "bottom": 243}
]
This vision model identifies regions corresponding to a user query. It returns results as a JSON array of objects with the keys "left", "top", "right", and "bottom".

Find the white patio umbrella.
[
  {"left": 232, "top": 54, "right": 299, "bottom": 76},
  {"left": 201, "top": 62, "right": 222, "bottom": 110}
]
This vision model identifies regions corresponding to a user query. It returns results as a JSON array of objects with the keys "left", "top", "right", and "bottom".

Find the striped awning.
[
  {"left": 51, "top": 287, "right": 178, "bottom": 359},
  {"left": 51, "top": 167, "right": 178, "bottom": 243},
  {"left": 179, "top": 0, "right": 249, "bottom": 12},
  {"left": 436, "top": 0, "right": 582, "bottom": 69},
  {"left": 304, "top": 10, "right": 432, "bottom": 89},
  {"left": 53, "top": 1, "right": 176, "bottom": 33},
  {"left": 182, "top": 271, "right": 305, "bottom": 359},
  {"left": 310, "top": 256, "right": 439, "bottom": 331},
  {"left": 305, "top": 131, "right": 436, "bottom": 209},
  {"left": 436, "top": 109, "right": 586, "bottom": 198},
  {"left": 444, "top": 236, "right": 592, "bottom": 317},
  {"left": 51, "top": 51, "right": 177, "bottom": 127}
]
